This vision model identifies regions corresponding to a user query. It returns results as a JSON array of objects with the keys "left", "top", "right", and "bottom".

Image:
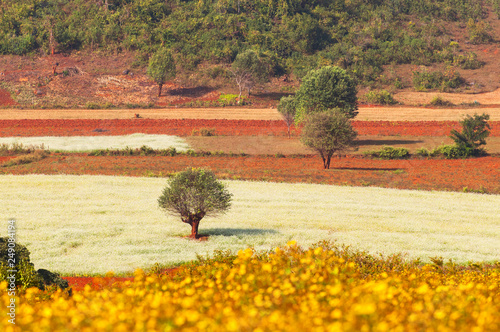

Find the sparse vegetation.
[
  {"left": 192, "top": 128, "right": 217, "bottom": 136},
  {"left": 412, "top": 69, "right": 465, "bottom": 92},
  {"left": 363, "top": 90, "right": 397, "bottom": 105},
  {"left": 429, "top": 96, "right": 454, "bottom": 107},
  {"left": 364, "top": 146, "right": 410, "bottom": 159}
]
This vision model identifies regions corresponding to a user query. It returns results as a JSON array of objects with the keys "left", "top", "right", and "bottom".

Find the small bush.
[
  {"left": 430, "top": 96, "right": 454, "bottom": 107},
  {"left": 218, "top": 93, "right": 244, "bottom": 106},
  {"left": 363, "top": 90, "right": 397, "bottom": 105},
  {"left": 364, "top": 146, "right": 410, "bottom": 159},
  {"left": 0, "top": 237, "right": 69, "bottom": 291},
  {"left": 415, "top": 148, "right": 430, "bottom": 157},
  {"left": 466, "top": 19, "right": 494, "bottom": 44},
  {"left": 0, "top": 143, "right": 46, "bottom": 156},
  {"left": 0, "top": 237, "right": 41, "bottom": 290},
  {"left": 1, "top": 150, "right": 49, "bottom": 167},
  {"left": 430, "top": 145, "right": 475, "bottom": 159},
  {"left": 453, "top": 53, "right": 484, "bottom": 70},
  {"left": 85, "top": 102, "right": 101, "bottom": 109},
  {"left": 413, "top": 69, "right": 465, "bottom": 91},
  {"left": 139, "top": 145, "right": 156, "bottom": 156},
  {"left": 192, "top": 128, "right": 216, "bottom": 136}
]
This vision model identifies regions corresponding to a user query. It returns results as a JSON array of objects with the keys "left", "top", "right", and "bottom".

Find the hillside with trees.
[{"left": 0, "top": 0, "right": 499, "bottom": 107}]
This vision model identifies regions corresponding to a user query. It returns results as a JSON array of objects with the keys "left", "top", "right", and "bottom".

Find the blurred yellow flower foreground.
[{"left": 2, "top": 242, "right": 499, "bottom": 331}]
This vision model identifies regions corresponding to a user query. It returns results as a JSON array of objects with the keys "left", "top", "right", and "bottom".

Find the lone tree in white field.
[
  {"left": 147, "top": 47, "right": 176, "bottom": 97},
  {"left": 158, "top": 168, "right": 232, "bottom": 239}
]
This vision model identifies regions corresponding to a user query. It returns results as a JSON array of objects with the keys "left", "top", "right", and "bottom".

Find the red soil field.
[
  {"left": 0, "top": 119, "right": 499, "bottom": 137},
  {"left": 62, "top": 276, "right": 133, "bottom": 291},
  {"left": 62, "top": 268, "right": 179, "bottom": 291},
  {"left": 0, "top": 88, "right": 17, "bottom": 106},
  {"left": 2, "top": 154, "right": 499, "bottom": 194}
]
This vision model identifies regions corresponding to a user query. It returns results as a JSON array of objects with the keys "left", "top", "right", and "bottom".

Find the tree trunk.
[
  {"left": 238, "top": 85, "right": 242, "bottom": 104},
  {"left": 190, "top": 220, "right": 200, "bottom": 239},
  {"left": 181, "top": 214, "right": 204, "bottom": 239},
  {"left": 158, "top": 83, "right": 163, "bottom": 97},
  {"left": 287, "top": 126, "right": 290, "bottom": 139}
]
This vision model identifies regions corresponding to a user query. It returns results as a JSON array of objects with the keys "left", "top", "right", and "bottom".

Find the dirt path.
[{"left": 1, "top": 106, "right": 500, "bottom": 121}]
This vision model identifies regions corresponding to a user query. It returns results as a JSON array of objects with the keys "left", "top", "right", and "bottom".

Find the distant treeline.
[{"left": 1, "top": 0, "right": 498, "bottom": 84}]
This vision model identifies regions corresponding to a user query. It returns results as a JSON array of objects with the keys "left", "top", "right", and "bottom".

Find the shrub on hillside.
[
  {"left": 429, "top": 96, "right": 454, "bottom": 106},
  {"left": 412, "top": 69, "right": 465, "bottom": 91},
  {"left": 363, "top": 90, "right": 397, "bottom": 105}
]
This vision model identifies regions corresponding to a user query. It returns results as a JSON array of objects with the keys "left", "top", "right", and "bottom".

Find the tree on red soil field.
[
  {"left": 277, "top": 95, "right": 296, "bottom": 138},
  {"left": 230, "top": 49, "right": 269, "bottom": 101},
  {"left": 450, "top": 113, "right": 491, "bottom": 156},
  {"left": 147, "top": 48, "right": 176, "bottom": 97},
  {"left": 158, "top": 168, "right": 232, "bottom": 239},
  {"left": 301, "top": 110, "right": 357, "bottom": 169},
  {"left": 295, "top": 66, "right": 358, "bottom": 122}
]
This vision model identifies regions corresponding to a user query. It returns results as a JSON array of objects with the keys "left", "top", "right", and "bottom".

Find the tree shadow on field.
[
  {"left": 356, "top": 139, "right": 423, "bottom": 146},
  {"left": 253, "top": 92, "right": 293, "bottom": 101},
  {"left": 168, "top": 86, "right": 216, "bottom": 97},
  {"left": 202, "top": 228, "right": 279, "bottom": 237},
  {"left": 332, "top": 167, "right": 405, "bottom": 171}
]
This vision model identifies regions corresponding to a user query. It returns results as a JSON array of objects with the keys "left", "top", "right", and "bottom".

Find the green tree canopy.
[
  {"left": 450, "top": 113, "right": 490, "bottom": 155},
  {"left": 300, "top": 110, "right": 358, "bottom": 169},
  {"left": 158, "top": 168, "right": 232, "bottom": 239},
  {"left": 277, "top": 95, "right": 297, "bottom": 138},
  {"left": 295, "top": 66, "right": 358, "bottom": 122},
  {"left": 147, "top": 47, "right": 176, "bottom": 97}
]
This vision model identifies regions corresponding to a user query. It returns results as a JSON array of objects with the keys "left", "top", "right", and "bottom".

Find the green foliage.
[
  {"left": 450, "top": 113, "right": 491, "bottom": 155},
  {"left": 88, "top": 146, "right": 178, "bottom": 157},
  {"left": 277, "top": 95, "right": 297, "bottom": 138},
  {"left": 363, "top": 90, "right": 397, "bottom": 105},
  {"left": 147, "top": 47, "right": 176, "bottom": 96},
  {"left": 295, "top": 66, "right": 358, "bottom": 122},
  {"left": 230, "top": 49, "right": 270, "bottom": 98},
  {"left": 0, "top": 237, "right": 41, "bottom": 290},
  {"left": 412, "top": 69, "right": 465, "bottom": 91},
  {"left": 430, "top": 145, "right": 473, "bottom": 159},
  {"left": 300, "top": 110, "right": 357, "bottom": 169},
  {"left": 452, "top": 52, "right": 484, "bottom": 70},
  {"left": 158, "top": 168, "right": 232, "bottom": 238},
  {"left": 1, "top": 150, "right": 49, "bottom": 167},
  {"left": 364, "top": 146, "right": 410, "bottom": 159},
  {"left": 415, "top": 148, "right": 430, "bottom": 157},
  {"left": 0, "top": 0, "right": 493, "bottom": 87},
  {"left": 218, "top": 94, "right": 239, "bottom": 105},
  {"left": 466, "top": 19, "right": 494, "bottom": 45},
  {"left": 429, "top": 96, "right": 454, "bottom": 106},
  {"left": 0, "top": 143, "right": 45, "bottom": 156},
  {"left": 85, "top": 102, "right": 101, "bottom": 109}
]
